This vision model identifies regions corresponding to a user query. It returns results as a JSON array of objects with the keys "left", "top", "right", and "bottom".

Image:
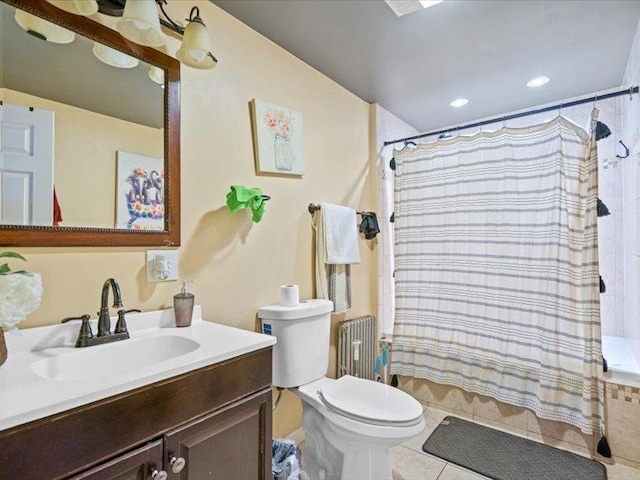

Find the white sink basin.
[
  {"left": 31, "top": 335, "right": 200, "bottom": 381},
  {"left": 0, "top": 307, "right": 276, "bottom": 432}
]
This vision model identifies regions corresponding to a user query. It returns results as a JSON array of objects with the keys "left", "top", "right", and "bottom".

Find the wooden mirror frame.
[{"left": 0, "top": 0, "right": 180, "bottom": 247}]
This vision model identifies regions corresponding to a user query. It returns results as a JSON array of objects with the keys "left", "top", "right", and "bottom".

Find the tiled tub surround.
[{"left": 397, "top": 376, "right": 640, "bottom": 469}]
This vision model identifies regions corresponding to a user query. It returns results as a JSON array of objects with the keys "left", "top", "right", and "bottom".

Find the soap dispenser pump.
[{"left": 174, "top": 279, "right": 194, "bottom": 327}]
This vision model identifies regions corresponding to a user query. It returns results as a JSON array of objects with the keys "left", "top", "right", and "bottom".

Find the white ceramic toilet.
[{"left": 258, "top": 299, "right": 425, "bottom": 480}]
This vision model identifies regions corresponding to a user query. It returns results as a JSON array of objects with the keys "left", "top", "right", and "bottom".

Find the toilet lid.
[{"left": 320, "top": 375, "right": 423, "bottom": 424}]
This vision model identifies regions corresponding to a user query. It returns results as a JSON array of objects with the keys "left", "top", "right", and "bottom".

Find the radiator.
[{"left": 337, "top": 315, "right": 377, "bottom": 380}]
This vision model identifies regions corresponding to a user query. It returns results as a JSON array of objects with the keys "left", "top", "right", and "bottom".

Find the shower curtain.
[{"left": 390, "top": 113, "right": 604, "bottom": 435}]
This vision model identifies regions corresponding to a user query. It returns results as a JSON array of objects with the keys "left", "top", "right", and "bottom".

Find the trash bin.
[{"left": 272, "top": 439, "right": 302, "bottom": 480}]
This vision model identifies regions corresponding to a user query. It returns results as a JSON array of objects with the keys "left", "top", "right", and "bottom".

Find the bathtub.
[{"left": 602, "top": 335, "right": 640, "bottom": 388}]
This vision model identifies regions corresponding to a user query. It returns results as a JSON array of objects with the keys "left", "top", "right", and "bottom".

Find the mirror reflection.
[{"left": 0, "top": 1, "right": 165, "bottom": 230}]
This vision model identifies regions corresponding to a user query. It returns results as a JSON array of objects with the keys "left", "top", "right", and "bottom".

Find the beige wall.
[
  {"left": 3, "top": 88, "right": 163, "bottom": 228},
  {"left": 11, "top": 1, "right": 375, "bottom": 438}
]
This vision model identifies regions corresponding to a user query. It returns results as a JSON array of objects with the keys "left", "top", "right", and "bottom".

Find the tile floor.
[{"left": 389, "top": 406, "right": 640, "bottom": 480}]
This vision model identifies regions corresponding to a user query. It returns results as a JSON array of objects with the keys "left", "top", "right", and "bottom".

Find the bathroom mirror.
[{"left": 0, "top": 0, "right": 181, "bottom": 246}]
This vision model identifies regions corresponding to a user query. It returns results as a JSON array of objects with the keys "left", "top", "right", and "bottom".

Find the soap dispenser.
[{"left": 174, "top": 279, "right": 194, "bottom": 327}]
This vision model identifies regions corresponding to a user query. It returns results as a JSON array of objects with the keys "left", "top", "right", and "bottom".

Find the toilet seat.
[{"left": 319, "top": 375, "right": 423, "bottom": 427}]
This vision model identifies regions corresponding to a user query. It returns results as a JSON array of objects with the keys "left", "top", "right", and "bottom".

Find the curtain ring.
[
  {"left": 630, "top": 86, "right": 634, "bottom": 101},
  {"left": 593, "top": 95, "right": 599, "bottom": 110}
]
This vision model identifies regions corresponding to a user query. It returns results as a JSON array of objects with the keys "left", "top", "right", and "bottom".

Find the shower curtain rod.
[{"left": 384, "top": 86, "right": 639, "bottom": 147}]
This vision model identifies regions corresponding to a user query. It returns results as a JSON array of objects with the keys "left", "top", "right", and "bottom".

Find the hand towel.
[
  {"left": 225, "top": 185, "right": 266, "bottom": 223},
  {"left": 321, "top": 203, "right": 361, "bottom": 264},
  {"left": 312, "top": 205, "right": 356, "bottom": 313}
]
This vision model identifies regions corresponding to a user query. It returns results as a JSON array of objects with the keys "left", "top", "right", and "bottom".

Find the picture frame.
[
  {"left": 115, "top": 151, "right": 164, "bottom": 230},
  {"left": 250, "top": 99, "right": 304, "bottom": 175}
]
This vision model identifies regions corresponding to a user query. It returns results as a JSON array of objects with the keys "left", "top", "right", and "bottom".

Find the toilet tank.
[{"left": 258, "top": 299, "right": 333, "bottom": 388}]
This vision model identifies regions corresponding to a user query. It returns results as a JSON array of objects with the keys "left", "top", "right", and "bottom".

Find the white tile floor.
[{"left": 389, "top": 406, "right": 640, "bottom": 480}]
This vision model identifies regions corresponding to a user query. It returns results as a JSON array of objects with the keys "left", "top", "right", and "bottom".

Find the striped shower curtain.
[{"left": 390, "top": 113, "right": 603, "bottom": 435}]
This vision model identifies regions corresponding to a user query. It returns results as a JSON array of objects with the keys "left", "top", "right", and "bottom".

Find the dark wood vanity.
[{"left": 0, "top": 347, "right": 273, "bottom": 480}]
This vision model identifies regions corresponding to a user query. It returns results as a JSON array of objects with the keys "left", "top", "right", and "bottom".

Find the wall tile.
[
  {"left": 606, "top": 393, "right": 640, "bottom": 464},
  {"left": 398, "top": 377, "right": 474, "bottom": 417},
  {"left": 527, "top": 412, "right": 595, "bottom": 451},
  {"left": 472, "top": 394, "right": 529, "bottom": 432}
]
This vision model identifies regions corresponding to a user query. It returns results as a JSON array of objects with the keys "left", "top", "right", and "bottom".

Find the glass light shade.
[
  {"left": 176, "top": 20, "right": 216, "bottom": 70},
  {"left": 92, "top": 42, "right": 139, "bottom": 69},
  {"left": 14, "top": 10, "right": 75, "bottom": 44},
  {"left": 116, "top": 0, "right": 165, "bottom": 47},
  {"left": 148, "top": 66, "right": 165, "bottom": 86},
  {"left": 47, "top": 0, "right": 99, "bottom": 16}
]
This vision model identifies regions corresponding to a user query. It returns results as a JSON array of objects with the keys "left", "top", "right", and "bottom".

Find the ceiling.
[{"left": 212, "top": 0, "right": 640, "bottom": 133}]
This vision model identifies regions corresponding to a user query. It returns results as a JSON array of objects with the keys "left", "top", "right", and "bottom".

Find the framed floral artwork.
[
  {"left": 115, "top": 151, "right": 164, "bottom": 230},
  {"left": 250, "top": 99, "right": 304, "bottom": 175}
]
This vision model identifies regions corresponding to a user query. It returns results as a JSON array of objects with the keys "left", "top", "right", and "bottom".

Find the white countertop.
[{"left": 0, "top": 306, "right": 276, "bottom": 431}]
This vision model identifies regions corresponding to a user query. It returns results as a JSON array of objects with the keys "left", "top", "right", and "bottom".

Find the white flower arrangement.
[{"left": 0, "top": 252, "right": 43, "bottom": 330}]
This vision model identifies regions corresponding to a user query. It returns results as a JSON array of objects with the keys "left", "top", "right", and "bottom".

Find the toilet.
[{"left": 258, "top": 299, "right": 425, "bottom": 480}]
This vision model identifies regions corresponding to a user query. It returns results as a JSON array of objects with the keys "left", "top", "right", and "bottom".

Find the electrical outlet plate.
[{"left": 146, "top": 249, "right": 179, "bottom": 283}]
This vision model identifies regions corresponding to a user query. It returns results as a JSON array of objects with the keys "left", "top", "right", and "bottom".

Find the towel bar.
[{"left": 308, "top": 203, "right": 367, "bottom": 215}]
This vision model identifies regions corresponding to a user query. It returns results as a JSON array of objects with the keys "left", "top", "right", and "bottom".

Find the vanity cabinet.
[
  {"left": 0, "top": 347, "right": 273, "bottom": 480},
  {"left": 70, "top": 440, "right": 164, "bottom": 480}
]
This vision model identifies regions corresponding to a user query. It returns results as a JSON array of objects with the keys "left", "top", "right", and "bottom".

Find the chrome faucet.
[{"left": 98, "top": 278, "right": 123, "bottom": 337}]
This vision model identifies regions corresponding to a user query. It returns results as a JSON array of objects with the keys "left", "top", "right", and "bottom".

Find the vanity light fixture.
[
  {"left": 527, "top": 75, "right": 550, "bottom": 88},
  {"left": 14, "top": 10, "right": 75, "bottom": 43},
  {"left": 116, "top": 0, "right": 165, "bottom": 47},
  {"left": 55, "top": 0, "right": 220, "bottom": 70},
  {"left": 175, "top": 7, "right": 218, "bottom": 70},
  {"left": 47, "top": 0, "right": 99, "bottom": 17},
  {"left": 116, "top": 0, "right": 217, "bottom": 69},
  {"left": 450, "top": 98, "right": 469, "bottom": 108},
  {"left": 93, "top": 42, "right": 140, "bottom": 68}
]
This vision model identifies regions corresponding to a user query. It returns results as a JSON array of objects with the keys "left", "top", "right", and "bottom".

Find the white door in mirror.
[
  {"left": 0, "top": 104, "right": 54, "bottom": 226},
  {"left": 146, "top": 249, "right": 178, "bottom": 282}
]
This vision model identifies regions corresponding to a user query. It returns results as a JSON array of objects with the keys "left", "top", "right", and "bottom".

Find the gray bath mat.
[{"left": 423, "top": 416, "right": 607, "bottom": 480}]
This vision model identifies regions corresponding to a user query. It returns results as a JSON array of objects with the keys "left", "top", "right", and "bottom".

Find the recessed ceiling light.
[
  {"left": 527, "top": 75, "right": 550, "bottom": 88},
  {"left": 450, "top": 98, "right": 469, "bottom": 108},
  {"left": 419, "top": 0, "right": 444, "bottom": 8}
]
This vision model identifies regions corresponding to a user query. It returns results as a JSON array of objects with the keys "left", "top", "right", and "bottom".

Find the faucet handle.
[
  {"left": 62, "top": 314, "right": 91, "bottom": 324},
  {"left": 62, "top": 315, "right": 93, "bottom": 347},
  {"left": 114, "top": 309, "right": 141, "bottom": 335}
]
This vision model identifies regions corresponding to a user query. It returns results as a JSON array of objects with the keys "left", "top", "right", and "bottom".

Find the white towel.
[
  {"left": 320, "top": 203, "right": 361, "bottom": 265},
  {"left": 312, "top": 207, "right": 356, "bottom": 313}
]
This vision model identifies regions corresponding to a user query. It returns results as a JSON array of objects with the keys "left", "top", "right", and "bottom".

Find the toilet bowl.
[
  {"left": 294, "top": 376, "right": 425, "bottom": 480},
  {"left": 258, "top": 299, "right": 426, "bottom": 480}
]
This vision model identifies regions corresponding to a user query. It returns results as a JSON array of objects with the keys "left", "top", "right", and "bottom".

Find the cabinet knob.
[
  {"left": 150, "top": 468, "right": 168, "bottom": 480},
  {"left": 170, "top": 456, "right": 186, "bottom": 473}
]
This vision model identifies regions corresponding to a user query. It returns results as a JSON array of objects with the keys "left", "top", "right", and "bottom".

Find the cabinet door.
[
  {"left": 69, "top": 440, "right": 164, "bottom": 480},
  {"left": 164, "top": 389, "right": 272, "bottom": 480}
]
